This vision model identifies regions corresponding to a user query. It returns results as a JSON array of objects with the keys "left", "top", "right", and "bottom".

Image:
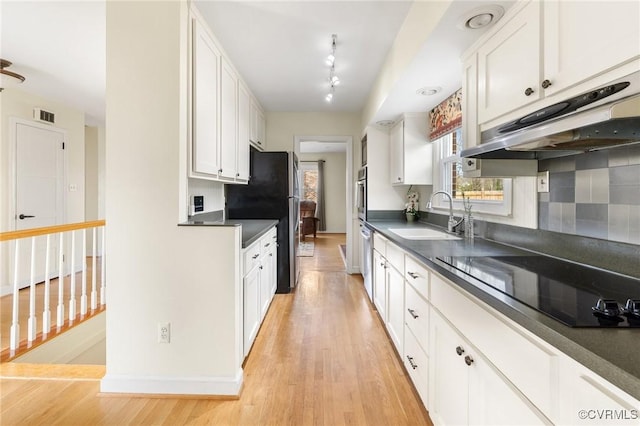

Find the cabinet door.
[
  {"left": 237, "top": 81, "right": 251, "bottom": 182},
  {"left": 429, "top": 312, "right": 469, "bottom": 426},
  {"left": 220, "top": 57, "right": 238, "bottom": 179},
  {"left": 259, "top": 260, "right": 270, "bottom": 320},
  {"left": 389, "top": 121, "right": 404, "bottom": 184},
  {"left": 462, "top": 53, "right": 479, "bottom": 149},
  {"left": 386, "top": 265, "right": 404, "bottom": 354},
  {"left": 257, "top": 109, "right": 266, "bottom": 149},
  {"left": 469, "top": 346, "right": 551, "bottom": 425},
  {"left": 373, "top": 250, "right": 387, "bottom": 322},
  {"left": 477, "top": 0, "right": 541, "bottom": 124},
  {"left": 192, "top": 18, "right": 221, "bottom": 176},
  {"left": 243, "top": 266, "right": 260, "bottom": 356},
  {"left": 543, "top": 1, "right": 640, "bottom": 98}
]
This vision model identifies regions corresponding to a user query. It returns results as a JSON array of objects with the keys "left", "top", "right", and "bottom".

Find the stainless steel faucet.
[{"left": 426, "top": 190, "right": 464, "bottom": 233}]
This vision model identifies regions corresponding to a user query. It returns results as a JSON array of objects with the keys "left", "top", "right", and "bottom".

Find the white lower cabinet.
[
  {"left": 373, "top": 249, "right": 387, "bottom": 322},
  {"left": 243, "top": 266, "right": 260, "bottom": 356},
  {"left": 242, "top": 226, "right": 277, "bottom": 357},
  {"left": 386, "top": 264, "right": 404, "bottom": 354},
  {"left": 369, "top": 231, "right": 639, "bottom": 424},
  {"left": 429, "top": 311, "right": 550, "bottom": 426}
]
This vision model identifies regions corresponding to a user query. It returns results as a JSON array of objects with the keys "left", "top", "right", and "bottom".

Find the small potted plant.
[{"left": 404, "top": 189, "right": 420, "bottom": 222}]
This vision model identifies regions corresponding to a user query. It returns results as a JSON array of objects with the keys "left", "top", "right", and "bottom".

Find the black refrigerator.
[{"left": 226, "top": 148, "right": 300, "bottom": 293}]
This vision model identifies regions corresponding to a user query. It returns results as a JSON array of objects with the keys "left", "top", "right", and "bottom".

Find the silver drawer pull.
[
  {"left": 407, "top": 308, "right": 419, "bottom": 319},
  {"left": 407, "top": 271, "right": 419, "bottom": 279},
  {"left": 252, "top": 253, "right": 259, "bottom": 259}
]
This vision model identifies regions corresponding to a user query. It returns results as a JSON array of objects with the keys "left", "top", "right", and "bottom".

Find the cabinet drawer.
[
  {"left": 431, "top": 272, "right": 558, "bottom": 418},
  {"left": 405, "top": 283, "right": 429, "bottom": 354},
  {"left": 404, "top": 325, "right": 429, "bottom": 406},
  {"left": 243, "top": 242, "right": 261, "bottom": 273},
  {"left": 405, "top": 255, "right": 429, "bottom": 300},
  {"left": 260, "top": 230, "right": 276, "bottom": 257},
  {"left": 386, "top": 242, "right": 404, "bottom": 272},
  {"left": 373, "top": 233, "right": 387, "bottom": 257}
]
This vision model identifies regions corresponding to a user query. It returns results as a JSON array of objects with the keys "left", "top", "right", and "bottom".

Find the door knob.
[{"left": 19, "top": 214, "right": 35, "bottom": 220}]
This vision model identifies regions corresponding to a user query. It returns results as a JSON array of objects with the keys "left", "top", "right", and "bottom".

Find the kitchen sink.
[{"left": 388, "top": 228, "right": 461, "bottom": 241}]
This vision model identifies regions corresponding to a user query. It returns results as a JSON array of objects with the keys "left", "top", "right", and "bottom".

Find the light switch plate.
[{"left": 537, "top": 171, "right": 550, "bottom": 193}]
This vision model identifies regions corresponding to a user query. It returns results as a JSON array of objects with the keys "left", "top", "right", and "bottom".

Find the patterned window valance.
[{"left": 429, "top": 88, "right": 462, "bottom": 140}]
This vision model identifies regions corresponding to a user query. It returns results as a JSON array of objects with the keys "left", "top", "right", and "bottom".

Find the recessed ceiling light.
[
  {"left": 416, "top": 86, "right": 441, "bottom": 96},
  {"left": 457, "top": 5, "right": 505, "bottom": 30},
  {"left": 375, "top": 120, "right": 395, "bottom": 127}
]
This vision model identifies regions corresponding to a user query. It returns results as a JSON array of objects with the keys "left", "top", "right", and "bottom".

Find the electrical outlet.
[
  {"left": 537, "top": 171, "right": 550, "bottom": 193},
  {"left": 158, "top": 322, "right": 170, "bottom": 343}
]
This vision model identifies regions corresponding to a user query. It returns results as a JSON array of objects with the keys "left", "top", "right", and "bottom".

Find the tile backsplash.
[{"left": 538, "top": 145, "right": 640, "bottom": 245}]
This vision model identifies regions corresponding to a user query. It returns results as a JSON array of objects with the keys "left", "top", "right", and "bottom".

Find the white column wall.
[{"left": 102, "top": 1, "right": 243, "bottom": 395}]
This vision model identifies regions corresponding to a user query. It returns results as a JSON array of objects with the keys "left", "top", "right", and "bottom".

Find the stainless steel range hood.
[{"left": 461, "top": 91, "right": 640, "bottom": 160}]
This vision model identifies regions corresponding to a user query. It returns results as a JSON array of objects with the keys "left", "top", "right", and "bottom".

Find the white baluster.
[
  {"left": 28, "top": 237, "right": 37, "bottom": 342},
  {"left": 57, "top": 232, "right": 65, "bottom": 327},
  {"left": 101, "top": 226, "right": 106, "bottom": 305},
  {"left": 43, "top": 234, "right": 52, "bottom": 334},
  {"left": 80, "top": 228, "right": 87, "bottom": 316},
  {"left": 91, "top": 227, "right": 97, "bottom": 310},
  {"left": 10, "top": 240, "right": 20, "bottom": 350},
  {"left": 69, "top": 230, "right": 76, "bottom": 321}
]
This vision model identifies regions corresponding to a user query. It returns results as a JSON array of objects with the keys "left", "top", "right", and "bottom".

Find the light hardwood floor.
[{"left": 0, "top": 234, "right": 433, "bottom": 425}]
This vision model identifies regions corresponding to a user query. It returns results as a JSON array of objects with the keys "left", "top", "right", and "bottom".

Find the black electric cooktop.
[{"left": 436, "top": 255, "right": 640, "bottom": 328}]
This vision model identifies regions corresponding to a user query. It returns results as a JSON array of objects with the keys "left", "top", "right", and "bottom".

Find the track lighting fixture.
[{"left": 324, "top": 34, "right": 340, "bottom": 103}]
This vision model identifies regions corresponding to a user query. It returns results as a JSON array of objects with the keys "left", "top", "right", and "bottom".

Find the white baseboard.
[{"left": 100, "top": 368, "right": 244, "bottom": 396}]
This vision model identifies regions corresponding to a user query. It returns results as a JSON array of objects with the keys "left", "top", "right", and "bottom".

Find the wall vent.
[{"left": 34, "top": 108, "right": 55, "bottom": 124}]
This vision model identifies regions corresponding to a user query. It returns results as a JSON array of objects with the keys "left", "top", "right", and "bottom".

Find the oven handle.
[{"left": 355, "top": 180, "right": 363, "bottom": 209}]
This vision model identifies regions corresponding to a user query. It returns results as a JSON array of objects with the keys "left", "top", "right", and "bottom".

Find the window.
[
  {"left": 434, "top": 129, "right": 512, "bottom": 216},
  {"left": 300, "top": 162, "right": 318, "bottom": 202}
]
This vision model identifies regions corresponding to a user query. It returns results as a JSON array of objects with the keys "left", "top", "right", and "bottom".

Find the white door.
[{"left": 13, "top": 120, "right": 65, "bottom": 289}]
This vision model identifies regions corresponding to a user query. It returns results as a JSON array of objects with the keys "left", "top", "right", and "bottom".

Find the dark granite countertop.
[
  {"left": 179, "top": 217, "right": 278, "bottom": 248},
  {"left": 366, "top": 219, "right": 640, "bottom": 401}
]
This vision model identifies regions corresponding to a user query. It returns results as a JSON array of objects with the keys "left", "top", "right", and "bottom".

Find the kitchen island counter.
[{"left": 366, "top": 219, "right": 640, "bottom": 401}]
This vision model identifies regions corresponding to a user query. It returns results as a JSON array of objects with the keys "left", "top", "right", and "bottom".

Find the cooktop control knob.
[
  {"left": 592, "top": 299, "right": 621, "bottom": 318},
  {"left": 624, "top": 299, "right": 640, "bottom": 317}
]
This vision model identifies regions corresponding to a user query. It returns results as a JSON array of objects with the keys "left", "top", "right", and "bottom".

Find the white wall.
[
  {"left": 0, "top": 88, "right": 86, "bottom": 293},
  {"left": 188, "top": 178, "right": 225, "bottom": 215},
  {"left": 102, "top": 1, "right": 243, "bottom": 396},
  {"left": 0, "top": 88, "right": 86, "bottom": 231},
  {"left": 299, "top": 152, "right": 347, "bottom": 233}
]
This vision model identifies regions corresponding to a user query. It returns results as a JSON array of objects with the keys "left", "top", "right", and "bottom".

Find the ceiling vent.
[{"left": 34, "top": 108, "right": 55, "bottom": 124}]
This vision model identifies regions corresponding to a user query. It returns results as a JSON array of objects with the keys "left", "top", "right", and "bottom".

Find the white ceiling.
[{"left": 0, "top": 0, "right": 515, "bottom": 129}]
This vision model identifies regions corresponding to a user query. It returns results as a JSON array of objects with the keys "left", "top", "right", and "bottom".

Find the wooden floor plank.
[{"left": 0, "top": 234, "right": 432, "bottom": 425}]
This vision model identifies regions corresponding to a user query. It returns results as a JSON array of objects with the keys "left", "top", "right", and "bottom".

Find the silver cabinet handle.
[
  {"left": 264, "top": 242, "right": 270, "bottom": 248},
  {"left": 465, "top": 355, "right": 474, "bottom": 366},
  {"left": 407, "top": 308, "right": 419, "bottom": 319},
  {"left": 456, "top": 346, "right": 465, "bottom": 356},
  {"left": 406, "top": 355, "right": 418, "bottom": 370},
  {"left": 407, "top": 271, "right": 418, "bottom": 279},
  {"left": 252, "top": 253, "right": 259, "bottom": 259}
]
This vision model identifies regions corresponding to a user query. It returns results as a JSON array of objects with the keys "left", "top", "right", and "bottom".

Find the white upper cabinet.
[
  {"left": 220, "top": 56, "right": 238, "bottom": 180},
  {"left": 191, "top": 16, "right": 221, "bottom": 177},
  {"left": 189, "top": 7, "right": 266, "bottom": 183},
  {"left": 237, "top": 81, "right": 251, "bottom": 182},
  {"left": 477, "top": 0, "right": 542, "bottom": 124},
  {"left": 542, "top": 0, "right": 640, "bottom": 97},
  {"left": 469, "top": 0, "right": 640, "bottom": 131},
  {"left": 250, "top": 98, "right": 266, "bottom": 151},
  {"left": 389, "top": 113, "right": 432, "bottom": 186}
]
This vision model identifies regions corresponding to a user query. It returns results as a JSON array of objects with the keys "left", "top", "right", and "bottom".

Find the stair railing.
[{"left": 1, "top": 220, "right": 106, "bottom": 353}]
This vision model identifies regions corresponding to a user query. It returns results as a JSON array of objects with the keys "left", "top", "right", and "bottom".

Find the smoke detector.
[
  {"left": 416, "top": 86, "right": 441, "bottom": 96},
  {"left": 375, "top": 120, "right": 395, "bottom": 128}
]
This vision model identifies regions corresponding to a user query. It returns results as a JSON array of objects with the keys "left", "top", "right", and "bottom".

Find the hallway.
[{"left": 0, "top": 233, "right": 432, "bottom": 425}]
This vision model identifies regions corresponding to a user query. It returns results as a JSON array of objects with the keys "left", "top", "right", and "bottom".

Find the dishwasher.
[{"left": 359, "top": 221, "right": 373, "bottom": 303}]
